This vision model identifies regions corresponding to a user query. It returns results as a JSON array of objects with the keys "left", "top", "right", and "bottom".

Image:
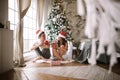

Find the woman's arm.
[
  {"left": 52, "top": 42, "right": 62, "bottom": 60},
  {"left": 52, "top": 49, "right": 62, "bottom": 60},
  {"left": 59, "top": 42, "right": 68, "bottom": 56}
]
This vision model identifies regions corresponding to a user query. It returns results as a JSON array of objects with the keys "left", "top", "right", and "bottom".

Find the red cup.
[{"left": 44, "top": 40, "right": 49, "bottom": 45}]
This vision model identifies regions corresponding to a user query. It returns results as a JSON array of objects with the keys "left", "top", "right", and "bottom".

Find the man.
[{"left": 31, "top": 29, "right": 51, "bottom": 62}]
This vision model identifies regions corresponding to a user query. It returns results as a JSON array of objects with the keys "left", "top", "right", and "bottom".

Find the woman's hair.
[
  {"left": 57, "top": 37, "right": 67, "bottom": 47},
  {"left": 38, "top": 32, "right": 45, "bottom": 38}
]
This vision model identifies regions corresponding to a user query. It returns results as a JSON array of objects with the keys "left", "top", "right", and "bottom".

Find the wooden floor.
[
  {"left": 0, "top": 52, "right": 120, "bottom": 80},
  {"left": 0, "top": 61, "right": 120, "bottom": 80}
]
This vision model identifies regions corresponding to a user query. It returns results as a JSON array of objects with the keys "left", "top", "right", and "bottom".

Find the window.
[
  {"left": 8, "top": 0, "right": 38, "bottom": 53},
  {"left": 8, "top": 0, "right": 18, "bottom": 30}
]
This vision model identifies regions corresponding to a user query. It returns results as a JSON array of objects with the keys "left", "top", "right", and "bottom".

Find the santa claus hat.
[
  {"left": 36, "top": 29, "right": 43, "bottom": 38},
  {"left": 58, "top": 31, "right": 66, "bottom": 38}
]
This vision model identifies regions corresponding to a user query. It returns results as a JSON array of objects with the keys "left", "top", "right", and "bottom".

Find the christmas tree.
[{"left": 45, "top": 0, "right": 73, "bottom": 43}]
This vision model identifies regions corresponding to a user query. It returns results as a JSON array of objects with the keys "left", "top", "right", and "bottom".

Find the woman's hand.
[
  {"left": 52, "top": 42, "right": 57, "bottom": 49},
  {"left": 52, "top": 48, "right": 62, "bottom": 60}
]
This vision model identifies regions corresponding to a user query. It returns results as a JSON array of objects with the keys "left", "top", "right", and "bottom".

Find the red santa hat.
[
  {"left": 58, "top": 31, "right": 66, "bottom": 38},
  {"left": 36, "top": 29, "right": 43, "bottom": 38}
]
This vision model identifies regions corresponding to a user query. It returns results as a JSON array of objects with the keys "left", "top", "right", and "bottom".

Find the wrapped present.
[{"left": 50, "top": 60, "right": 61, "bottom": 66}]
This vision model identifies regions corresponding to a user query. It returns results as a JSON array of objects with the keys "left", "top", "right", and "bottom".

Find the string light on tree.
[{"left": 45, "top": 0, "right": 73, "bottom": 43}]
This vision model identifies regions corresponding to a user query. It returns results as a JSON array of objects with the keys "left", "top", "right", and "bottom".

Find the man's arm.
[
  {"left": 31, "top": 42, "right": 41, "bottom": 50},
  {"left": 31, "top": 44, "right": 39, "bottom": 51}
]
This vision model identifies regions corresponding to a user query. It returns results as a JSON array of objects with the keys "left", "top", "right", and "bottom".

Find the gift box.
[{"left": 50, "top": 60, "right": 61, "bottom": 66}]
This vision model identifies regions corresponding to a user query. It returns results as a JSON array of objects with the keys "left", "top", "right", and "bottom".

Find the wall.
[
  {"left": 63, "top": 0, "right": 87, "bottom": 42},
  {"left": 0, "top": 0, "right": 8, "bottom": 73},
  {"left": 0, "top": 0, "right": 12, "bottom": 73},
  {"left": 0, "top": 29, "right": 1, "bottom": 72},
  {"left": 0, "top": 0, "right": 8, "bottom": 24},
  {"left": 1, "top": 29, "right": 13, "bottom": 73},
  {"left": 0, "top": 29, "right": 13, "bottom": 73}
]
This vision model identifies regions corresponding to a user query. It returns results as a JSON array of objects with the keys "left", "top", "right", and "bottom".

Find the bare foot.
[{"left": 32, "top": 56, "right": 45, "bottom": 63}]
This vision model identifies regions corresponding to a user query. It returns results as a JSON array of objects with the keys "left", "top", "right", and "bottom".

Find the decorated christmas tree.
[{"left": 45, "top": 0, "right": 73, "bottom": 43}]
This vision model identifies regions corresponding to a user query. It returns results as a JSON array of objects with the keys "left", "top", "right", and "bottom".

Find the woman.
[
  {"left": 52, "top": 31, "right": 68, "bottom": 60},
  {"left": 31, "top": 29, "right": 51, "bottom": 62}
]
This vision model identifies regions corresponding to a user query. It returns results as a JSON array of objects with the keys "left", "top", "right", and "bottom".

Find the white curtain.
[
  {"left": 37, "top": 0, "right": 44, "bottom": 29},
  {"left": 77, "top": 0, "right": 86, "bottom": 16},
  {"left": 41, "top": 0, "right": 52, "bottom": 31},
  {"left": 77, "top": 0, "right": 120, "bottom": 72},
  {"left": 14, "top": 0, "right": 31, "bottom": 66}
]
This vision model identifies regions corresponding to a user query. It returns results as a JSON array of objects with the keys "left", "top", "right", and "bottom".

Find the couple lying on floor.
[{"left": 31, "top": 29, "right": 69, "bottom": 62}]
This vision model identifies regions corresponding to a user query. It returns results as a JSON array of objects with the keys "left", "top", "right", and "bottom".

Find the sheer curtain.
[
  {"left": 37, "top": 0, "right": 44, "bottom": 29},
  {"left": 41, "top": 0, "right": 52, "bottom": 31},
  {"left": 37, "top": 0, "right": 51, "bottom": 30},
  {"left": 14, "top": 0, "right": 31, "bottom": 66}
]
